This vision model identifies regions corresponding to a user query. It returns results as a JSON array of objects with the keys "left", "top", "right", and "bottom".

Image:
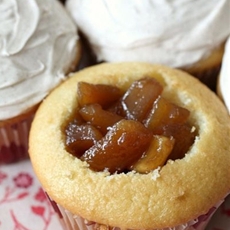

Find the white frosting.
[
  {"left": 0, "top": 0, "right": 79, "bottom": 120},
  {"left": 219, "top": 36, "right": 230, "bottom": 114},
  {"left": 66, "top": 0, "right": 229, "bottom": 67}
]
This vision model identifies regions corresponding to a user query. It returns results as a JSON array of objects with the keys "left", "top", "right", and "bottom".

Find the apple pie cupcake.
[
  {"left": 29, "top": 62, "right": 230, "bottom": 230},
  {"left": 0, "top": 0, "right": 81, "bottom": 164},
  {"left": 217, "top": 36, "right": 230, "bottom": 114},
  {"left": 66, "top": 0, "right": 230, "bottom": 91}
]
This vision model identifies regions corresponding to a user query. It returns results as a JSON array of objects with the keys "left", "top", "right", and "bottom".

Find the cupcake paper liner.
[
  {"left": 0, "top": 114, "right": 34, "bottom": 164},
  {"left": 185, "top": 64, "right": 221, "bottom": 92},
  {"left": 47, "top": 194, "right": 223, "bottom": 230}
]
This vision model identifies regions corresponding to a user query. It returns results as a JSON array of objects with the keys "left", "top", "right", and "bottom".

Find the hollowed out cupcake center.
[{"left": 63, "top": 77, "right": 197, "bottom": 174}]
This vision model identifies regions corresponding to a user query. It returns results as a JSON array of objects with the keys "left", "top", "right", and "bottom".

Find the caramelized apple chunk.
[
  {"left": 79, "top": 104, "right": 123, "bottom": 135},
  {"left": 64, "top": 77, "right": 196, "bottom": 174},
  {"left": 144, "top": 96, "right": 190, "bottom": 131},
  {"left": 120, "top": 77, "right": 163, "bottom": 121},
  {"left": 80, "top": 120, "right": 153, "bottom": 173},
  {"left": 159, "top": 123, "right": 197, "bottom": 160},
  {"left": 77, "top": 82, "right": 123, "bottom": 108},
  {"left": 131, "top": 135, "right": 175, "bottom": 174},
  {"left": 144, "top": 96, "right": 195, "bottom": 160},
  {"left": 65, "top": 123, "right": 103, "bottom": 158}
]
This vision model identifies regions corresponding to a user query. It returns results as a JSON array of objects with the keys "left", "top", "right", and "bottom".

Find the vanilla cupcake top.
[
  {"left": 66, "top": 0, "right": 229, "bottom": 67},
  {"left": 219, "top": 37, "right": 230, "bottom": 114},
  {"left": 29, "top": 63, "right": 230, "bottom": 229},
  {"left": 0, "top": 0, "right": 79, "bottom": 120}
]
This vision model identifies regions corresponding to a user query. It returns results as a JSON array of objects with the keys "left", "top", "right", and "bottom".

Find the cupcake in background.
[
  {"left": 217, "top": 36, "right": 230, "bottom": 114},
  {"left": 0, "top": 0, "right": 81, "bottom": 164},
  {"left": 66, "top": 0, "right": 230, "bottom": 91}
]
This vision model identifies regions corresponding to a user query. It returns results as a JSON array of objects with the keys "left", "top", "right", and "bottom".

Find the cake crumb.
[{"left": 151, "top": 167, "right": 161, "bottom": 180}]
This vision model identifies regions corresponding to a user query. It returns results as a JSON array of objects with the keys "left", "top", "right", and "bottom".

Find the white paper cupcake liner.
[
  {"left": 47, "top": 194, "right": 224, "bottom": 230},
  {"left": 0, "top": 115, "right": 34, "bottom": 164}
]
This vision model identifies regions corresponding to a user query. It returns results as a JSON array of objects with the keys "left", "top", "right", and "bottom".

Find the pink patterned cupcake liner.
[
  {"left": 0, "top": 114, "right": 34, "bottom": 164},
  {"left": 47, "top": 194, "right": 224, "bottom": 230}
]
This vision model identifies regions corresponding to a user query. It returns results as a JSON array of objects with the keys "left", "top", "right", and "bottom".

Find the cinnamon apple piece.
[
  {"left": 77, "top": 82, "right": 123, "bottom": 108},
  {"left": 120, "top": 77, "right": 163, "bottom": 121},
  {"left": 144, "top": 96, "right": 190, "bottom": 131},
  {"left": 145, "top": 96, "right": 195, "bottom": 160},
  {"left": 159, "top": 123, "right": 197, "bottom": 160},
  {"left": 81, "top": 119, "right": 153, "bottom": 173},
  {"left": 79, "top": 103, "right": 123, "bottom": 134},
  {"left": 132, "top": 135, "right": 175, "bottom": 173},
  {"left": 65, "top": 123, "right": 103, "bottom": 158}
]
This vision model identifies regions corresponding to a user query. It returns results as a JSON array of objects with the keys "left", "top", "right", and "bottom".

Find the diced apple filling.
[{"left": 64, "top": 77, "right": 197, "bottom": 174}]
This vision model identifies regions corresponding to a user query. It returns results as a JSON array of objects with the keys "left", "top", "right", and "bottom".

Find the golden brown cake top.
[{"left": 29, "top": 62, "right": 230, "bottom": 229}]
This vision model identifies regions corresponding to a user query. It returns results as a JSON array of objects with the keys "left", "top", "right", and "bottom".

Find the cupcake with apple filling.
[{"left": 29, "top": 63, "right": 230, "bottom": 230}]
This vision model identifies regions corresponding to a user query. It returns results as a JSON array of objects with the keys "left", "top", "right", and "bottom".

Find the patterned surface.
[{"left": 0, "top": 160, "right": 229, "bottom": 230}]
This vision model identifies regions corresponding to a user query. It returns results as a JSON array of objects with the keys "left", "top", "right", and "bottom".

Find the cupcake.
[
  {"left": 217, "top": 36, "right": 230, "bottom": 113},
  {"left": 65, "top": 0, "right": 230, "bottom": 91},
  {"left": 0, "top": 0, "right": 81, "bottom": 164},
  {"left": 29, "top": 62, "right": 230, "bottom": 230}
]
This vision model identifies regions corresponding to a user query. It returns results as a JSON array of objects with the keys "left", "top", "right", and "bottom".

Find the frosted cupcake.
[
  {"left": 66, "top": 0, "right": 230, "bottom": 90},
  {"left": 0, "top": 0, "right": 81, "bottom": 164},
  {"left": 217, "top": 36, "right": 230, "bottom": 114},
  {"left": 29, "top": 63, "right": 230, "bottom": 230}
]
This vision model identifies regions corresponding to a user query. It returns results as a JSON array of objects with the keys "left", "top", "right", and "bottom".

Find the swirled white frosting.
[
  {"left": 0, "top": 0, "right": 79, "bottom": 120},
  {"left": 219, "top": 36, "right": 230, "bottom": 114},
  {"left": 66, "top": 0, "right": 229, "bottom": 67}
]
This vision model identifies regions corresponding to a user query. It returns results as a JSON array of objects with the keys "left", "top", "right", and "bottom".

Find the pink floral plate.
[{"left": 0, "top": 160, "right": 229, "bottom": 230}]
